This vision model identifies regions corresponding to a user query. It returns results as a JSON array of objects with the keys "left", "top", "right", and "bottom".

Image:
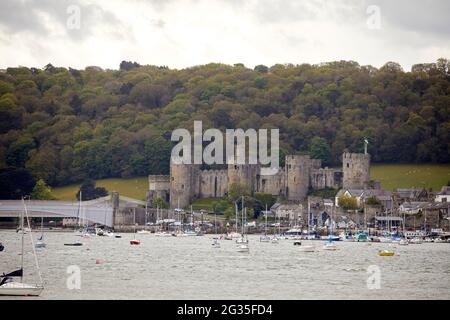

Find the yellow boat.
[{"left": 379, "top": 250, "right": 395, "bottom": 256}]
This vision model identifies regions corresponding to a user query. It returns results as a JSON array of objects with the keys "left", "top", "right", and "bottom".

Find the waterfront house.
[{"left": 435, "top": 186, "right": 450, "bottom": 203}]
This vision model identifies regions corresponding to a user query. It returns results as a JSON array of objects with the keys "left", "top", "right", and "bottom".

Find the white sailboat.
[
  {"left": 236, "top": 197, "right": 249, "bottom": 245},
  {"left": 260, "top": 204, "right": 271, "bottom": 242},
  {"left": 212, "top": 212, "right": 220, "bottom": 248},
  {"left": 137, "top": 202, "right": 151, "bottom": 234},
  {"left": 130, "top": 208, "right": 140, "bottom": 245},
  {"left": 323, "top": 203, "right": 338, "bottom": 251},
  {"left": 299, "top": 199, "right": 315, "bottom": 252},
  {"left": 236, "top": 197, "right": 249, "bottom": 252},
  {"left": 0, "top": 198, "right": 44, "bottom": 296},
  {"left": 35, "top": 216, "right": 46, "bottom": 248}
]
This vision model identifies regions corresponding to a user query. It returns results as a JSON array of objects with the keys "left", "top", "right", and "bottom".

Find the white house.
[{"left": 435, "top": 186, "right": 450, "bottom": 203}]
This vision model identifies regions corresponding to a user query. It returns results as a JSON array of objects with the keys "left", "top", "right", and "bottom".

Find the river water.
[{"left": 0, "top": 230, "right": 449, "bottom": 300}]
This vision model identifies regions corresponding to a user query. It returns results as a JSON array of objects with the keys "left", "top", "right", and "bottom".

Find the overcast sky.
[{"left": 0, "top": 0, "right": 449, "bottom": 71}]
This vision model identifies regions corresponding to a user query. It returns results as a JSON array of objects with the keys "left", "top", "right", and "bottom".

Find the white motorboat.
[
  {"left": 399, "top": 239, "right": 409, "bottom": 246},
  {"left": 0, "top": 198, "right": 44, "bottom": 296},
  {"left": 410, "top": 238, "right": 423, "bottom": 244},
  {"left": 271, "top": 236, "right": 280, "bottom": 244},
  {"left": 237, "top": 244, "right": 249, "bottom": 253},
  {"left": 137, "top": 230, "right": 151, "bottom": 235},
  {"left": 260, "top": 235, "right": 271, "bottom": 242}
]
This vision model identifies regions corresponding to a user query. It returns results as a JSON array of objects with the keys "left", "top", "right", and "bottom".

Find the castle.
[{"left": 148, "top": 152, "right": 374, "bottom": 209}]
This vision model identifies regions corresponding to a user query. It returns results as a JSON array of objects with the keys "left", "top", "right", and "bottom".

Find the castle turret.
[
  {"left": 170, "top": 161, "right": 200, "bottom": 209},
  {"left": 285, "top": 155, "right": 312, "bottom": 201},
  {"left": 342, "top": 152, "right": 370, "bottom": 189}
]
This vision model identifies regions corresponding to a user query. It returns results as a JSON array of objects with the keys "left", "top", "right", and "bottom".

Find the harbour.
[{"left": 1, "top": 230, "right": 449, "bottom": 300}]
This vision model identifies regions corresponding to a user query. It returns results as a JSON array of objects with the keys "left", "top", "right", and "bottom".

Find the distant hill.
[{"left": 0, "top": 59, "right": 449, "bottom": 187}]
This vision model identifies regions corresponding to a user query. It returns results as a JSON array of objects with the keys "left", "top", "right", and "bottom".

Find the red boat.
[{"left": 130, "top": 239, "right": 140, "bottom": 245}]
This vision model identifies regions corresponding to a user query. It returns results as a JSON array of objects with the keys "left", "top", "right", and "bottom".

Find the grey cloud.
[{"left": 0, "top": 0, "right": 131, "bottom": 41}]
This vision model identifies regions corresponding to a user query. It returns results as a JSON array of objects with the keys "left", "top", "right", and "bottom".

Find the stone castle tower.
[
  {"left": 342, "top": 152, "right": 370, "bottom": 189},
  {"left": 285, "top": 155, "right": 318, "bottom": 201},
  {"left": 169, "top": 162, "right": 200, "bottom": 208}
]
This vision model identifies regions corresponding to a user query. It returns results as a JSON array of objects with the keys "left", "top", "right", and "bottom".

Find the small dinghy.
[
  {"left": 379, "top": 250, "right": 395, "bottom": 256},
  {"left": 0, "top": 243, "right": 4, "bottom": 252},
  {"left": 64, "top": 242, "right": 83, "bottom": 246},
  {"left": 130, "top": 239, "right": 141, "bottom": 245},
  {"left": 236, "top": 244, "right": 249, "bottom": 253}
]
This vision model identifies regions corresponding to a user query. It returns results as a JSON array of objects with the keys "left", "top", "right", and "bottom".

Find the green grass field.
[
  {"left": 371, "top": 164, "right": 450, "bottom": 191},
  {"left": 52, "top": 177, "right": 149, "bottom": 200},
  {"left": 52, "top": 164, "right": 450, "bottom": 200}
]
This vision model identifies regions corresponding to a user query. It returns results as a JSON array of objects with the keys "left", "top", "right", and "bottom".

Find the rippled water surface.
[{"left": 1, "top": 230, "right": 449, "bottom": 300}]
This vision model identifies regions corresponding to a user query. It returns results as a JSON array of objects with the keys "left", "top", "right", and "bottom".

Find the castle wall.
[
  {"left": 148, "top": 175, "right": 170, "bottom": 203},
  {"left": 310, "top": 168, "right": 343, "bottom": 190},
  {"left": 258, "top": 170, "right": 285, "bottom": 196},
  {"left": 227, "top": 164, "right": 260, "bottom": 193},
  {"left": 342, "top": 152, "right": 370, "bottom": 189},
  {"left": 199, "top": 170, "right": 228, "bottom": 198}
]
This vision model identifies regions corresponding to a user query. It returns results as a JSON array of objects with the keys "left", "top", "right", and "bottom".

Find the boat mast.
[
  {"left": 265, "top": 204, "right": 268, "bottom": 236},
  {"left": 307, "top": 198, "right": 310, "bottom": 237},
  {"left": 20, "top": 198, "right": 25, "bottom": 283},
  {"left": 241, "top": 196, "right": 244, "bottom": 236},
  {"left": 235, "top": 202, "right": 238, "bottom": 234},
  {"left": 133, "top": 208, "right": 136, "bottom": 235}
]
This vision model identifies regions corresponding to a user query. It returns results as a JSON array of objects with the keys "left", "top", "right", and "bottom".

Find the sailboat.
[
  {"left": 399, "top": 211, "right": 409, "bottom": 246},
  {"left": 137, "top": 202, "right": 151, "bottom": 234},
  {"left": 236, "top": 197, "right": 250, "bottom": 252},
  {"left": 271, "top": 209, "right": 281, "bottom": 244},
  {"left": 236, "top": 197, "right": 249, "bottom": 245},
  {"left": 35, "top": 216, "right": 46, "bottom": 248},
  {"left": 299, "top": 199, "right": 315, "bottom": 252},
  {"left": 212, "top": 212, "right": 220, "bottom": 248},
  {"left": 0, "top": 198, "right": 44, "bottom": 296},
  {"left": 130, "top": 208, "right": 141, "bottom": 245},
  {"left": 260, "top": 205, "right": 271, "bottom": 242},
  {"left": 323, "top": 203, "right": 338, "bottom": 251}
]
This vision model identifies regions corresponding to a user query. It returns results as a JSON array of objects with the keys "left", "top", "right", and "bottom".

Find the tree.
[
  {"left": 309, "top": 137, "right": 332, "bottom": 166},
  {"left": 212, "top": 199, "right": 230, "bottom": 214},
  {"left": 254, "top": 65, "right": 269, "bottom": 73},
  {"left": 365, "top": 196, "right": 381, "bottom": 206},
  {"left": 338, "top": 195, "right": 358, "bottom": 210},
  {"left": 227, "top": 183, "right": 251, "bottom": 202},
  {"left": 0, "top": 167, "right": 36, "bottom": 199},
  {"left": 31, "top": 179, "right": 55, "bottom": 200},
  {"left": 253, "top": 192, "right": 276, "bottom": 208},
  {"left": 152, "top": 197, "right": 169, "bottom": 209},
  {"left": 76, "top": 179, "right": 108, "bottom": 201}
]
